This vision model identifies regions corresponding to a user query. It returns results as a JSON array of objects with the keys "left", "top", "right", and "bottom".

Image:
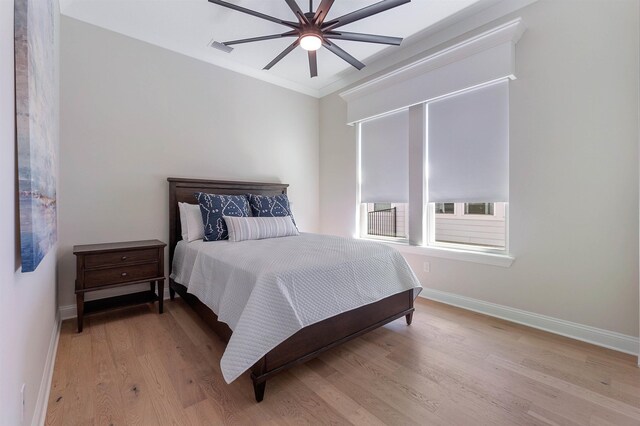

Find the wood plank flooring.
[{"left": 45, "top": 297, "right": 640, "bottom": 425}]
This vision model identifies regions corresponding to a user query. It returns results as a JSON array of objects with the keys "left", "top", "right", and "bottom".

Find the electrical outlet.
[
  {"left": 21, "top": 383, "right": 25, "bottom": 424},
  {"left": 423, "top": 262, "right": 430, "bottom": 272}
]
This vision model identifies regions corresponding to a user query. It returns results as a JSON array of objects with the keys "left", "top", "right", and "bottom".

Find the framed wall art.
[{"left": 14, "top": 0, "right": 57, "bottom": 272}]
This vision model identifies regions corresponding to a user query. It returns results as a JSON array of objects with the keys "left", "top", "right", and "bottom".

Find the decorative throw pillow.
[
  {"left": 247, "top": 193, "right": 296, "bottom": 226},
  {"left": 195, "top": 193, "right": 251, "bottom": 241},
  {"left": 178, "top": 202, "right": 205, "bottom": 242},
  {"left": 224, "top": 216, "right": 299, "bottom": 242}
]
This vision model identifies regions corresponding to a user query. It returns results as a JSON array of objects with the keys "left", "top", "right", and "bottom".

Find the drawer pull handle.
[
  {"left": 121, "top": 272, "right": 128, "bottom": 277},
  {"left": 121, "top": 256, "right": 128, "bottom": 261}
]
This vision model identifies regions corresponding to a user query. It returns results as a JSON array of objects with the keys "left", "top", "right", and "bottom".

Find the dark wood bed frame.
[{"left": 167, "top": 177, "right": 415, "bottom": 402}]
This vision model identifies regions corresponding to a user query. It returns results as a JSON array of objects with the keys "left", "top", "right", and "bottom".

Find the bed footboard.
[
  {"left": 170, "top": 280, "right": 414, "bottom": 402},
  {"left": 249, "top": 290, "right": 414, "bottom": 401}
]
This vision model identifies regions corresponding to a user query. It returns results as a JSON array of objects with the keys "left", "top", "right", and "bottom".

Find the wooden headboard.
[{"left": 167, "top": 177, "right": 289, "bottom": 262}]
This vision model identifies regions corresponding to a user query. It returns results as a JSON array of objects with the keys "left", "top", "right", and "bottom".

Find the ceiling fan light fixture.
[
  {"left": 299, "top": 34, "right": 322, "bottom": 51},
  {"left": 208, "top": 0, "right": 411, "bottom": 77}
]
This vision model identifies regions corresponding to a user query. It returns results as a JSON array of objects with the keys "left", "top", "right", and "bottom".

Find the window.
[
  {"left": 347, "top": 19, "right": 522, "bottom": 261},
  {"left": 426, "top": 80, "right": 509, "bottom": 252},
  {"left": 358, "top": 81, "right": 509, "bottom": 254},
  {"left": 464, "top": 203, "right": 494, "bottom": 215},
  {"left": 435, "top": 203, "right": 454, "bottom": 214},
  {"left": 359, "top": 110, "right": 409, "bottom": 241}
]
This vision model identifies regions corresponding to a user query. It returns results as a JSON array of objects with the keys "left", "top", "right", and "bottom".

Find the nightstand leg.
[
  {"left": 150, "top": 281, "right": 156, "bottom": 294},
  {"left": 76, "top": 293, "right": 84, "bottom": 333},
  {"left": 158, "top": 280, "right": 164, "bottom": 314}
]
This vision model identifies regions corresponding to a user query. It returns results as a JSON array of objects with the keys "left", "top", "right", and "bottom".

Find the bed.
[{"left": 167, "top": 177, "right": 421, "bottom": 402}]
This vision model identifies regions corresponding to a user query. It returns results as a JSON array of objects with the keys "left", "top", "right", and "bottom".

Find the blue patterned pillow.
[
  {"left": 195, "top": 193, "right": 251, "bottom": 241},
  {"left": 247, "top": 194, "right": 296, "bottom": 226}
]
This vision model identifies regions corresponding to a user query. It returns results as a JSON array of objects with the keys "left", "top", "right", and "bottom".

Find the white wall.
[
  {"left": 0, "top": 1, "right": 60, "bottom": 425},
  {"left": 320, "top": 0, "right": 640, "bottom": 338},
  {"left": 58, "top": 17, "right": 320, "bottom": 308}
]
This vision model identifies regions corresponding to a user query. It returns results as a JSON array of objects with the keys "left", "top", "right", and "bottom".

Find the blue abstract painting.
[{"left": 14, "top": 0, "right": 57, "bottom": 272}]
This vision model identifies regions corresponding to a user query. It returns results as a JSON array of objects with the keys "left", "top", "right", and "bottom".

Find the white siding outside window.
[{"left": 434, "top": 203, "right": 506, "bottom": 248}]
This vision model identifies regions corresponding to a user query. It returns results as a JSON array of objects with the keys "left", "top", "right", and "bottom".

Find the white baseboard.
[
  {"left": 33, "top": 310, "right": 61, "bottom": 426},
  {"left": 59, "top": 304, "right": 76, "bottom": 321},
  {"left": 420, "top": 288, "right": 639, "bottom": 357},
  {"left": 57, "top": 286, "right": 639, "bottom": 357},
  {"left": 59, "top": 287, "right": 172, "bottom": 320}
]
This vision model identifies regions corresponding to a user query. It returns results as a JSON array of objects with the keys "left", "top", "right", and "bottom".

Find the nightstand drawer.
[
  {"left": 84, "top": 263, "right": 159, "bottom": 288},
  {"left": 84, "top": 248, "right": 158, "bottom": 269}
]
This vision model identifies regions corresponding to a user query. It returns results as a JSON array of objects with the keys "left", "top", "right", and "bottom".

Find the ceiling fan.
[{"left": 208, "top": 0, "right": 411, "bottom": 78}]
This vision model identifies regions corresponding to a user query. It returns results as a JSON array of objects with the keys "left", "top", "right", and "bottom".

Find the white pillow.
[
  {"left": 178, "top": 202, "right": 205, "bottom": 242},
  {"left": 223, "top": 216, "right": 299, "bottom": 242}
]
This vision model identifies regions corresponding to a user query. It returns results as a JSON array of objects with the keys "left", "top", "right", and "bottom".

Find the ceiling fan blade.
[
  {"left": 322, "top": 0, "right": 410, "bottom": 30},
  {"left": 313, "top": 0, "right": 335, "bottom": 25},
  {"left": 208, "top": 0, "right": 297, "bottom": 29},
  {"left": 322, "top": 40, "right": 365, "bottom": 70},
  {"left": 324, "top": 31, "right": 402, "bottom": 45},
  {"left": 284, "top": 0, "right": 309, "bottom": 24},
  {"left": 224, "top": 31, "right": 298, "bottom": 46},
  {"left": 264, "top": 39, "right": 299, "bottom": 70},
  {"left": 308, "top": 50, "right": 318, "bottom": 77}
]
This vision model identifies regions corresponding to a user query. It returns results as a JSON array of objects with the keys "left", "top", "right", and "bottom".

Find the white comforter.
[{"left": 171, "top": 233, "right": 422, "bottom": 383}]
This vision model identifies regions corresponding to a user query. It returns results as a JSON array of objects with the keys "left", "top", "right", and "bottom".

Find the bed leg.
[
  {"left": 169, "top": 286, "right": 175, "bottom": 300},
  {"left": 405, "top": 312, "right": 413, "bottom": 325},
  {"left": 251, "top": 358, "right": 267, "bottom": 402},
  {"left": 253, "top": 380, "right": 266, "bottom": 402}
]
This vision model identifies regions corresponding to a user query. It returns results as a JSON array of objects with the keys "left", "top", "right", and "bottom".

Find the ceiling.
[{"left": 60, "top": 0, "right": 492, "bottom": 97}]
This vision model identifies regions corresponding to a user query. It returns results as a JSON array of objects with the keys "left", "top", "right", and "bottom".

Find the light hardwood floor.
[{"left": 45, "top": 297, "right": 640, "bottom": 425}]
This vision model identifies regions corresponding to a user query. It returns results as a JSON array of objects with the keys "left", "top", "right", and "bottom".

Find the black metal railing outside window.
[{"left": 367, "top": 207, "right": 397, "bottom": 237}]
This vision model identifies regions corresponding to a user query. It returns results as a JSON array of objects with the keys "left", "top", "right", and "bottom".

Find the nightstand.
[{"left": 73, "top": 239, "right": 167, "bottom": 332}]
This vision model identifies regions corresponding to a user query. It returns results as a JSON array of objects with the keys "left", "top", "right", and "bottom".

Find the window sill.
[{"left": 360, "top": 238, "right": 515, "bottom": 268}]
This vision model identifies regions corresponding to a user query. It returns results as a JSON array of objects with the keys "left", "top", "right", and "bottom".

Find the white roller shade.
[
  {"left": 360, "top": 110, "right": 409, "bottom": 203},
  {"left": 428, "top": 80, "right": 509, "bottom": 203}
]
